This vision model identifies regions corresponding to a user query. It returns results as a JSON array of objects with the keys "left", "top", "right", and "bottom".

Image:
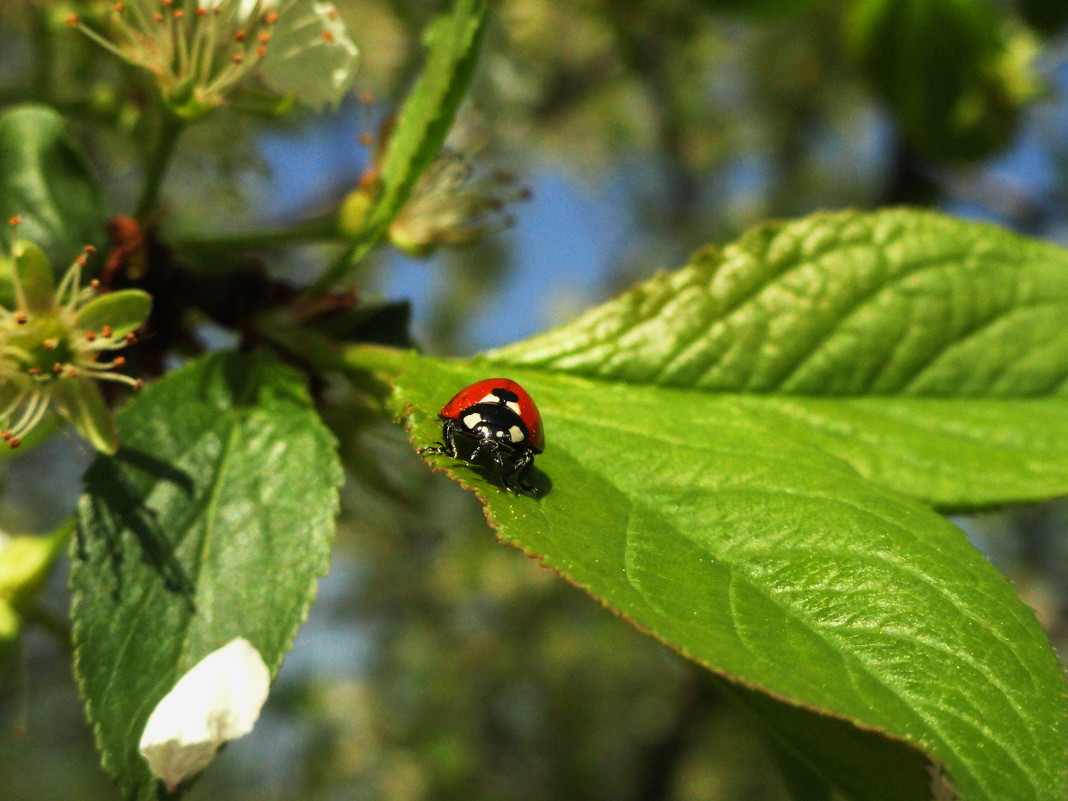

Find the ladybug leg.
[
  {"left": 442, "top": 419, "right": 463, "bottom": 458},
  {"left": 421, "top": 418, "right": 461, "bottom": 458},
  {"left": 468, "top": 437, "right": 521, "bottom": 493},
  {"left": 468, "top": 432, "right": 498, "bottom": 467},
  {"left": 502, "top": 451, "right": 539, "bottom": 496}
]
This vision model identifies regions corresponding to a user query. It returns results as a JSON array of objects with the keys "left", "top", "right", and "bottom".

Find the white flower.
[
  {"left": 139, "top": 637, "right": 270, "bottom": 792},
  {"left": 73, "top": 0, "right": 358, "bottom": 117}
]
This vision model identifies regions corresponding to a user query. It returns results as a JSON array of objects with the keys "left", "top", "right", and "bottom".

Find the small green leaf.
[
  {"left": 54, "top": 379, "right": 119, "bottom": 455},
  {"left": 0, "top": 105, "right": 107, "bottom": 265},
  {"left": 11, "top": 239, "right": 56, "bottom": 315},
  {"left": 74, "top": 289, "right": 152, "bottom": 338},
  {"left": 72, "top": 351, "right": 342, "bottom": 799},
  {"left": 488, "top": 209, "right": 1068, "bottom": 509},
  {"left": 258, "top": 1, "right": 359, "bottom": 109},
  {"left": 372, "top": 0, "right": 487, "bottom": 232},
  {"left": 316, "top": 0, "right": 488, "bottom": 287}
]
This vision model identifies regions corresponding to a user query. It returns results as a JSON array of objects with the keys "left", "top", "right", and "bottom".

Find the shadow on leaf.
[{"left": 79, "top": 447, "right": 196, "bottom": 603}]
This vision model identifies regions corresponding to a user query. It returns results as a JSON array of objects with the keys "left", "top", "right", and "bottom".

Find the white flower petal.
[
  {"left": 259, "top": 1, "right": 360, "bottom": 109},
  {"left": 139, "top": 638, "right": 270, "bottom": 791}
]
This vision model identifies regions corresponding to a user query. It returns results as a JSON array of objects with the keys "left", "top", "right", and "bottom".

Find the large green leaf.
[
  {"left": 0, "top": 104, "right": 108, "bottom": 266},
  {"left": 487, "top": 208, "right": 1068, "bottom": 510},
  {"left": 366, "top": 352, "right": 1065, "bottom": 801},
  {"left": 317, "top": 0, "right": 488, "bottom": 287},
  {"left": 72, "top": 351, "right": 341, "bottom": 800},
  {"left": 342, "top": 208, "right": 1068, "bottom": 801}
]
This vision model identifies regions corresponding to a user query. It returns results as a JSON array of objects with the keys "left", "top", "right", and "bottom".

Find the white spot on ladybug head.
[
  {"left": 509, "top": 425, "right": 524, "bottom": 442},
  {"left": 462, "top": 412, "right": 483, "bottom": 430},
  {"left": 477, "top": 393, "right": 497, "bottom": 404},
  {"left": 496, "top": 430, "right": 505, "bottom": 438},
  {"left": 505, "top": 400, "right": 521, "bottom": 414}
]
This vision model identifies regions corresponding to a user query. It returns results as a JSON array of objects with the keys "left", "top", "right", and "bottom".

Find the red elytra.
[{"left": 439, "top": 378, "right": 544, "bottom": 453}]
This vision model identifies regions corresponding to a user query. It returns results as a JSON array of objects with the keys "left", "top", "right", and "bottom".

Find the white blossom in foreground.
[{"left": 139, "top": 637, "right": 270, "bottom": 791}]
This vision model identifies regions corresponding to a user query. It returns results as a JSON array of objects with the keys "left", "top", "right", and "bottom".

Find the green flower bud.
[{"left": 1, "top": 225, "right": 151, "bottom": 452}]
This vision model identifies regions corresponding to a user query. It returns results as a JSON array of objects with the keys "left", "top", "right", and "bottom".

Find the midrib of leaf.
[{"left": 180, "top": 370, "right": 260, "bottom": 673}]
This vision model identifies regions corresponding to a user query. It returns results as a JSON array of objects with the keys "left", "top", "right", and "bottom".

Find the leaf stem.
[
  {"left": 307, "top": 229, "right": 379, "bottom": 294},
  {"left": 175, "top": 217, "right": 340, "bottom": 255},
  {"left": 135, "top": 112, "right": 185, "bottom": 221}
]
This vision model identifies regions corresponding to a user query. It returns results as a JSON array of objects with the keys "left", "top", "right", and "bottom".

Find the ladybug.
[{"left": 421, "top": 378, "right": 544, "bottom": 495}]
